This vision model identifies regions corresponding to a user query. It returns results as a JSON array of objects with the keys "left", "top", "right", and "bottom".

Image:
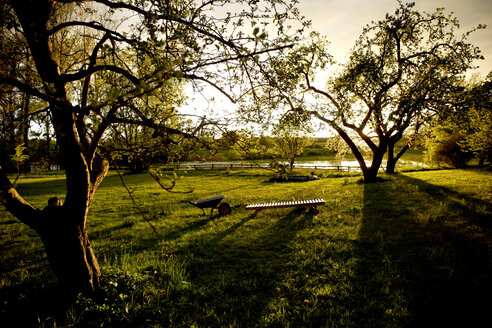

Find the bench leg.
[
  {"left": 251, "top": 209, "right": 262, "bottom": 217},
  {"left": 308, "top": 205, "right": 319, "bottom": 215}
]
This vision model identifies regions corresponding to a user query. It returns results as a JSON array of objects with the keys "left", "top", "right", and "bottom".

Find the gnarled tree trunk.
[
  {"left": 0, "top": 170, "right": 103, "bottom": 294},
  {"left": 331, "top": 123, "right": 387, "bottom": 184},
  {"left": 38, "top": 206, "right": 101, "bottom": 294},
  {"left": 2, "top": 0, "right": 112, "bottom": 294},
  {"left": 386, "top": 141, "right": 409, "bottom": 174},
  {"left": 363, "top": 147, "right": 386, "bottom": 183}
]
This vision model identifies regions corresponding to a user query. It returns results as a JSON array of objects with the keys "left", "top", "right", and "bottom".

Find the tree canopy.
[
  {"left": 248, "top": 1, "right": 484, "bottom": 182},
  {"left": 0, "top": 0, "right": 306, "bottom": 293}
]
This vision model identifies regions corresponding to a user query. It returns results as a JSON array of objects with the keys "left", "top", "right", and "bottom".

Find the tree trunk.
[
  {"left": 45, "top": 116, "right": 51, "bottom": 160},
  {"left": 129, "top": 156, "right": 145, "bottom": 174},
  {"left": 6, "top": 0, "right": 109, "bottom": 295},
  {"left": 363, "top": 147, "right": 386, "bottom": 183},
  {"left": 386, "top": 159, "right": 396, "bottom": 174},
  {"left": 478, "top": 156, "right": 485, "bottom": 167},
  {"left": 334, "top": 127, "right": 386, "bottom": 183},
  {"left": 289, "top": 157, "right": 295, "bottom": 171},
  {"left": 21, "top": 93, "right": 30, "bottom": 147},
  {"left": 386, "top": 143, "right": 409, "bottom": 174},
  {"left": 386, "top": 144, "right": 397, "bottom": 174},
  {"left": 21, "top": 93, "right": 31, "bottom": 172},
  {"left": 37, "top": 207, "right": 101, "bottom": 294},
  {"left": 0, "top": 173, "right": 102, "bottom": 294}
]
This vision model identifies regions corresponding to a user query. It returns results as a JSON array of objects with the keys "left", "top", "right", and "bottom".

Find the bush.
[{"left": 425, "top": 127, "right": 474, "bottom": 168}]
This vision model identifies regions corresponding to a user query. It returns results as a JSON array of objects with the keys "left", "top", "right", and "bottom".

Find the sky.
[
  {"left": 297, "top": 0, "right": 492, "bottom": 77},
  {"left": 184, "top": 0, "right": 492, "bottom": 135}
]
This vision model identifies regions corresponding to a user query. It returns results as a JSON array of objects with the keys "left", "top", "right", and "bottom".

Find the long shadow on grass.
[
  {"left": 353, "top": 175, "right": 491, "bottom": 327},
  {"left": 398, "top": 174, "right": 492, "bottom": 228},
  {"left": 170, "top": 209, "right": 314, "bottom": 326},
  {"left": 89, "top": 221, "right": 136, "bottom": 240},
  {"left": 14, "top": 178, "right": 67, "bottom": 199},
  {"left": 160, "top": 215, "right": 221, "bottom": 241},
  {"left": 0, "top": 279, "right": 71, "bottom": 327},
  {"left": 0, "top": 242, "right": 61, "bottom": 327}
]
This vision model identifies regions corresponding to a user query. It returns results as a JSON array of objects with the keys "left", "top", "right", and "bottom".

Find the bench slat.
[{"left": 246, "top": 199, "right": 325, "bottom": 211}]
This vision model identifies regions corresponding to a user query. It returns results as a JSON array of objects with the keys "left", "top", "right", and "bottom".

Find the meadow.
[{"left": 0, "top": 167, "right": 491, "bottom": 327}]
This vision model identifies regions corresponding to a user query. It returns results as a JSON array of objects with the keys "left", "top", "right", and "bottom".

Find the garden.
[
  {"left": 1, "top": 167, "right": 490, "bottom": 327},
  {"left": 1, "top": 1, "right": 491, "bottom": 326}
]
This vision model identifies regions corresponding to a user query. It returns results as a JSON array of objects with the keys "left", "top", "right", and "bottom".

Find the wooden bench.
[{"left": 245, "top": 199, "right": 325, "bottom": 217}]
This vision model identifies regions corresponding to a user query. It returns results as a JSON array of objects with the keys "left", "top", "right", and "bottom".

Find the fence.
[{"left": 167, "top": 162, "right": 361, "bottom": 171}]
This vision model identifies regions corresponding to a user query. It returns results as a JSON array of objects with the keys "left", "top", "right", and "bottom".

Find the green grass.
[{"left": 1, "top": 168, "right": 491, "bottom": 327}]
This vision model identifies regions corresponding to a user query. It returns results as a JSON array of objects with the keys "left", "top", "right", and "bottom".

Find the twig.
[
  {"left": 148, "top": 169, "right": 194, "bottom": 194},
  {"left": 110, "top": 159, "right": 158, "bottom": 234}
]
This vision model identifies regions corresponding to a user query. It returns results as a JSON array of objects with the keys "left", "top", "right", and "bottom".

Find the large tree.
[
  {"left": 0, "top": 0, "right": 304, "bottom": 294},
  {"left": 313, "top": 2, "right": 483, "bottom": 181},
  {"left": 311, "top": 2, "right": 483, "bottom": 181},
  {"left": 251, "top": 1, "right": 484, "bottom": 182}
]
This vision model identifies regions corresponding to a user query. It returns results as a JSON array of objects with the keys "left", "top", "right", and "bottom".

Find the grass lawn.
[{"left": 1, "top": 168, "right": 491, "bottom": 327}]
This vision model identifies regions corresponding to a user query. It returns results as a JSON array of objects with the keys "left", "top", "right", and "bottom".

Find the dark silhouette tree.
[
  {"left": 248, "top": 1, "right": 484, "bottom": 183},
  {"left": 307, "top": 2, "right": 483, "bottom": 181}
]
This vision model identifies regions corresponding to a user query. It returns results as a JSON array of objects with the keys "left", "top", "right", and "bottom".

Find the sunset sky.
[
  {"left": 184, "top": 0, "right": 492, "bottom": 130},
  {"left": 298, "top": 0, "right": 492, "bottom": 77}
]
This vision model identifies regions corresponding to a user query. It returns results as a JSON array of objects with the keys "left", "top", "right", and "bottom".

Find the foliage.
[
  {"left": 250, "top": 1, "right": 484, "bottom": 182},
  {"left": 426, "top": 72, "right": 492, "bottom": 167},
  {"left": 10, "top": 143, "right": 29, "bottom": 165},
  {"left": 271, "top": 124, "right": 313, "bottom": 171},
  {"left": 0, "top": 0, "right": 49, "bottom": 172},
  {"left": 424, "top": 125, "right": 474, "bottom": 168},
  {"left": 325, "top": 135, "right": 364, "bottom": 165},
  {"left": 451, "top": 73, "right": 492, "bottom": 164},
  {"left": 5, "top": 143, "right": 30, "bottom": 187},
  {"left": 218, "top": 130, "right": 273, "bottom": 162},
  {"left": 104, "top": 82, "right": 189, "bottom": 173},
  {"left": 459, "top": 106, "right": 492, "bottom": 164}
]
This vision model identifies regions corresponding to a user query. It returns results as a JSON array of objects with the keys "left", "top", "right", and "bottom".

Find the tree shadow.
[
  {"left": 0, "top": 282, "right": 71, "bottom": 327},
  {"left": 0, "top": 219, "right": 20, "bottom": 225},
  {"left": 169, "top": 209, "right": 316, "bottom": 326},
  {"left": 89, "top": 221, "right": 136, "bottom": 240},
  {"left": 14, "top": 178, "right": 66, "bottom": 199},
  {"left": 354, "top": 175, "right": 491, "bottom": 327},
  {"left": 158, "top": 215, "right": 218, "bottom": 241},
  {"left": 398, "top": 174, "right": 492, "bottom": 227}
]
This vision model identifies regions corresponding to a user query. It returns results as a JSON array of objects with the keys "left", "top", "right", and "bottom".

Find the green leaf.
[{"left": 11, "top": 143, "right": 29, "bottom": 163}]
